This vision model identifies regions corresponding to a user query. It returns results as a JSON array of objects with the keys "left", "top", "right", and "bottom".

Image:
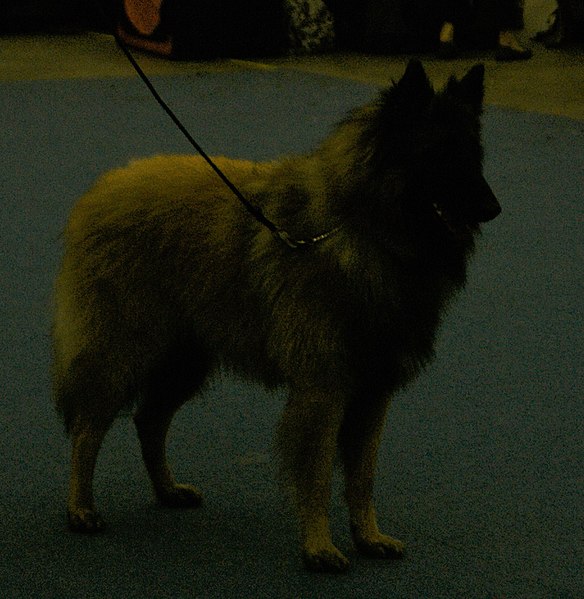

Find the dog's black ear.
[
  {"left": 394, "top": 60, "right": 433, "bottom": 106},
  {"left": 447, "top": 64, "right": 485, "bottom": 114}
]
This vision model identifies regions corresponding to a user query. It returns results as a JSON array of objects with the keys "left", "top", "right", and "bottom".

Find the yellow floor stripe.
[{"left": 229, "top": 59, "right": 278, "bottom": 71}]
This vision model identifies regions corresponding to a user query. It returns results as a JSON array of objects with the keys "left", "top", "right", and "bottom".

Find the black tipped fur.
[{"left": 53, "top": 62, "right": 500, "bottom": 572}]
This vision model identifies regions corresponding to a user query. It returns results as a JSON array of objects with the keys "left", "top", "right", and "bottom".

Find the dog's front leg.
[
  {"left": 339, "top": 394, "right": 405, "bottom": 560},
  {"left": 276, "top": 387, "right": 349, "bottom": 572}
]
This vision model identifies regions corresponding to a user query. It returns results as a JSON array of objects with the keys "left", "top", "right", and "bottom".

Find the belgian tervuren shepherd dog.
[{"left": 53, "top": 61, "right": 500, "bottom": 572}]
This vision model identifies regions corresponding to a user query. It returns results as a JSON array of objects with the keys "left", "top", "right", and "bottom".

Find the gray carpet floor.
[{"left": 1, "top": 70, "right": 582, "bottom": 598}]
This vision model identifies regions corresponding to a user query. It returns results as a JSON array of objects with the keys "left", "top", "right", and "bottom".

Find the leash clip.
[
  {"left": 274, "top": 226, "right": 341, "bottom": 250},
  {"left": 274, "top": 229, "right": 304, "bottom": 249}
]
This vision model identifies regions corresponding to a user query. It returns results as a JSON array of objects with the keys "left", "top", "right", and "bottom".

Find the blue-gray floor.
[{"left": 1, "top": 71, "right": 582, "bottom": 598}]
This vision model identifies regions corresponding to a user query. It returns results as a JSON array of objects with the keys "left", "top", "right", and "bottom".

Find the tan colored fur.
[
  {"left": 54, "top": 150, "right": 404, "bottom": 570},
  {"left": 53, "top": 62, "right": 494, "bottom": 572}
]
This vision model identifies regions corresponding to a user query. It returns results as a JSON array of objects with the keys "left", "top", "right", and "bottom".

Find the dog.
[{"left": 52, "top": 60, "right": 500, "bottom": 572}]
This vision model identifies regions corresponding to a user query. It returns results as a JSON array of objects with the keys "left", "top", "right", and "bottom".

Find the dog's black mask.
[
  {"left": 374, "top": 60, "right": 502, "bottom": 238},
  {"left": 430, "top": 173, "right": 501, "bottom": 237}
]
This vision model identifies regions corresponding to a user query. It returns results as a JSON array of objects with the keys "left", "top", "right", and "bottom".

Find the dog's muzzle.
[
  {"left": 474, "top": 175, "right": 501, "bottom": 223},
  {"left": 432, "top": 176, "right": 501, "bottom": 237}
]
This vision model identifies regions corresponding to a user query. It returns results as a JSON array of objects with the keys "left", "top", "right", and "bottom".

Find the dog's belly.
[{"left": 191, "top": 310, "right": 285, "bottom": 389}]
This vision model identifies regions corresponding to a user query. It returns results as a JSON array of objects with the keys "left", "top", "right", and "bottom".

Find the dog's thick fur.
[{"left": 53, "top": 61, "right": 500, "bottom": 572}]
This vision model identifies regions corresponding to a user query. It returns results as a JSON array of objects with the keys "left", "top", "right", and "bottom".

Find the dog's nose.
[
  {"left": 478, "top": 199, "right": 502, "bottom": 222},
  {"left": 477, "top": 177, "right": 501, "bottom": 222}
]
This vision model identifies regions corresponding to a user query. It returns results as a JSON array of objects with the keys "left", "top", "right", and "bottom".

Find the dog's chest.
[{"left": 346, "top": 266, "right": 457, "bottom": 383}]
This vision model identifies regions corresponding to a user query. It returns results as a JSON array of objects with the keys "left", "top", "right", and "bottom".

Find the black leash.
[{"left": 108, "top": 13, "right": 339, "bottom": 250}]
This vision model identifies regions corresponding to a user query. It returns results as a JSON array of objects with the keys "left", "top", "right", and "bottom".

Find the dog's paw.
[
  {"left": 157, "top": 484, "right": 203, "bottom": 508},
  {"left": 302, "top": 545, "right": 350, "bottom": 573},
  {"left": 67, "top": 508, "right": 106, "bottom": 533},
  {"left": 354, "top": 533, "right": 405, "bottom": 559}
]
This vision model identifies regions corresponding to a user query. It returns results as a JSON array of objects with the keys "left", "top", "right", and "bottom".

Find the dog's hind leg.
[
  {"left": 134, "top": 399, "right": 203, "bottom": 508},
  {"left": 276, "top": 387, "right": 349, "bottom": 573},
  {"left": 58, "top": 353, "right": 127, "bottom": 533},
  {"left": 133, "top": 345, "right": 207, "bottom": 508},
  {"left": 338, "top": 394, "right": 405, "bottom": 560},
  {"left": 68, "top": 416, "right": 114, "bottom": 532}
]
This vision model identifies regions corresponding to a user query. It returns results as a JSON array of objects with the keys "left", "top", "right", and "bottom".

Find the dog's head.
[{"left": 363, "top": 60, "right": 501, "bottom": 242}]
